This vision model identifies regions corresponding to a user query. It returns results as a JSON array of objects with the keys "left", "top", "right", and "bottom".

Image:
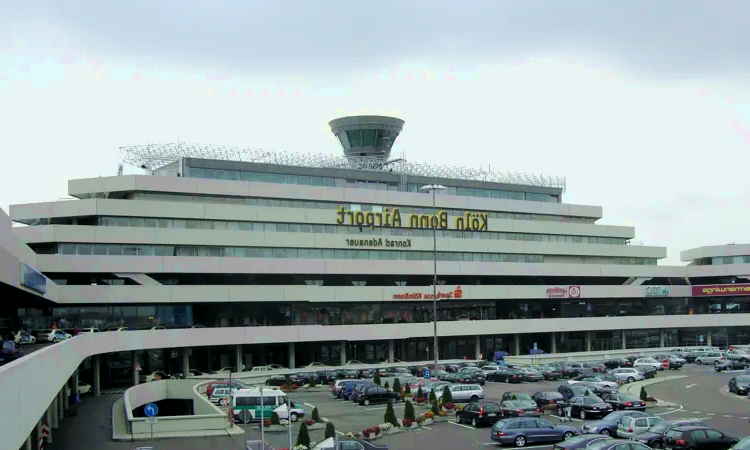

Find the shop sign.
[
  {"left": 345, "top": 238, "right": 412, "bottom": 248},
  {"left": 691, "top": 283, "right": 750, "bottom": 297},
  {"left": 21, "top": 263, "right": 47, "bottom": 294},
  {"left": 645, "top": 287, "right": 670, "bottom": 297},
  {"left": 545, "top": 285, "right": 581, "bottom": 298},
  {"left": 337, "top": 206, "right": 487, "bottom": 231},
  {"left": 393, "top": 286, "right": 463, "bottom": 300}
]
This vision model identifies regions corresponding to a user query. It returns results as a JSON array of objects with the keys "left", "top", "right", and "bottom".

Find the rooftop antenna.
[{"left": 117, "top": 163, "right": 124, "bottom": 176}]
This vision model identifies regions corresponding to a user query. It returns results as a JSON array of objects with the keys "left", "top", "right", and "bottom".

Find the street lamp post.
[{"left": 420, "top": 184, "right": 446, "bottom": 373}]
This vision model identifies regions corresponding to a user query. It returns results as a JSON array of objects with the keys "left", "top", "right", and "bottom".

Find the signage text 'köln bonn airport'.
[{"left": 336, "top": 206, "right": 488, "bottom": 231}]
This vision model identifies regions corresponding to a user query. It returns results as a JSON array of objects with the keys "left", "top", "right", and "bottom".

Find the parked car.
[
  {"left": 36, "top": 329, "right": 71, "bottom": 343},
  {"left": 684, "top": 351, "right": 705, "bottom": 363},
  {"left": 349, "top": 382, "right": 374, "bottom": 403},
  {"left": 634, "top": 358, "right": 663, "bottom": 371},
  {"left": 0, "top": 340, "right": 23, "bottom": 363},
  {"left": 266, "top": 375, "right": 299, "bottom": 386},
  {"left": 616, "top": 415, "right": 664, "bottom": 439},
  {"left": 576, "top": 382, "right": 618, "bottom": 396},
  {"left": 456, "top": 401, "right": 504, "bottom": 427},
  {"left": 582, "top": 362, "right": 607, "bottom": 373},
  {"left": 140, "top": 370, "right": 171, "bottom": 383},
  {"left": 664, "top": 426, "right": 739, "bottom": 450},
  {"left": 537, "top": 365, "right": 563, "bottom": 380},
  {"left": 357, "top": 385, "right": 399, "bottom": 406},
  {"left": 695, "top": 352, "right": 726, "bottom": 365},
  {"left": 635, "top": 366, "right": 657, "bottom": 379},
  {"left": 490, "top": 417, "right": 579, "bottom": 447},
  {"left": 561, "top": 363, "right": 586, "bottom": 378},
  {"left": 609, "top": 368, "right": 645, "bottom": 383},
  {"left": 516, "top": 367, "right": 544, "bottom": 382},
  {"left": 603, "top": 358, "right": 632, "bottom": 370},
  {"left": 631, "top": 419, "right": 707, "bottom": 449},
  {"left": 14, "top": 330, "right": 36, "bottom": 345},
  {"left": 731, "top": 437, "right": 750, "bottom": 450},
  {"left": 716, "top": 360, "right": 748, "bottom": 372},
  {"left": 568, "top": 395, "right": 614, "bottom": 420},
  {"left": 500, "top": 400, "right": 541, "bottom": 417},
  {"left": 580, "top": 411, "right": 648, "bottom": 436},
  {"left": 501, "top": 392, "right": 534, "bottom": 402},
  {"left": 586, "top": 438, "right": 651, "bottom": 450},
  {"left": 568, "top": 375, "right": 618, "bottom": 389},
  {"left": 488, "top": 368, "right": 524, "bottom": 383},
  {"left": 651, "top": 354, "right": 685, "bottom": 369},
  {"left": 457, "top": 368, "right": 486, "bottom": 385},
  {"left": 531, "top": 391, "right": 568, "bottom": 413},
  {"left": 558, "top": 384, "right": 592, "bottom": 401},
  {"left": 438, "top": 384, "right": 485, "bottom": 403},
  {"left": 552, "top": 435, "right": 613, "bottom": 450},
  {"left": 728, "top": 375, "right": 750, "bottom": 395},
  {"left": 599, "top": 392, "right": 646, "bottom": 411},
  {"left": 205, "top": 379, "right": 245, "bottom": 397},
  {"left": 726, "top": 350, "right": 750, "bottom": 363},
  {"left": 481, "top": 364, "right": 501, "bottom": 375}
]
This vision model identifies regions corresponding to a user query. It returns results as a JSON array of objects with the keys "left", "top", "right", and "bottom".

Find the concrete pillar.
[
  {"left": 621, "top": 330, "right": 627, "bottom": 350},
  {"left": 388, "top": 340, "right": 395, "bottom": 363},
  {"left": 22, "top": 434, "right": 32, "bottom": 450},
  {"left": 401, "top": 341, "right": 407, "bottom": 362},
  {"left": 706, "top": 330, "right": 712, "bottom": 347},
  {"left": 659, "top": 330, "right": 665, "bottom": 348},
  {"left": 513, "top": 334, "right": 520, "bottom": 356},
  {"left": 182, "top": 348, "right": 190, "bottom": 377},
  {"left": 207, "top": 347, "right": 213, "bottom": 372},
  {"left": 132, "top": 351, "right": 139, "bottom": 386},
  {"left": 287, "top": 343, "right": 295, "bottom": 369},
  {"left": 236, "top": 344, "right": 244, "bottom": 371},
  {"left": 340, "top": 341, "right": 347, "bottom": 366},
  {"left": 57, "top": 389, "right": 64, "bottom": 421},
  {"left": 93, "top": 355, "right": 101, "bottom": 396},
  {"left": 45, "top": 405, "right": 53, "bottom": 444},
  {"left": 51, "top": 395, "right": 59, "bottom": 429},
  {"left": 475, "top": 336, "right": 481, "bottom": 360},
  {"left": 550, "top": 333, "right": 557, "bottom": 354},
  {"left": 585, "top": 332, "right": 592, "bottom": 352}
]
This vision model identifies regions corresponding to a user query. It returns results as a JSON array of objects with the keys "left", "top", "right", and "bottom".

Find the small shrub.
[
  {"left": 271, "top": 411, "right": 280, "bottom": 425},
  {"left": 431, "top": 399, "right": 439, "bottom": 415},
  {"left": 441, "top": 386, "right": 453, "bottom": 403},
  {"left": 443, "top": 402, "right": 455, "bottom": 410},
  {"left": 585, "top": 390, "right": 591, "bottom": 396},
  {"left": 404, "top": 400, "right": 415, "bottom": 421},
  {"left": 384, "top": 401, "right": 398, "bottom": 427},
  {"left": 428, "top": 389, "right": 437, "bottom": 404},
  {"left": 640, "top": 386, "right": 649, "bottom": 402},
  {"left": 296, "top": 422, "right": 311, "bottom": 448},
  {"left": 285, "top": 375, "right": 292, "bottom": 388},
  {"left": 416, "top": 386, "right": 424, "bottom": 399},
  {"left": 324, "top": 422, "right": 336, "bottom": 439},
  {"left": 392, "top": 378, "right": 401, "bottom": 394},
  {"left": 311, "top": 407, "right": 322, "bottom": 422},
  {"left": 309, "top": 377, "right": 317, "bottom": 388},
  {"left": 362, "top": 427, "right": 373, "bottom": 438},
  {"left": 438, "top": 410, "right": 446, "bottom": 417},
  {"left": 373, "top": 372, "right": 381, "bottom": 385},
  {"left": 263, "top": 419, "right": 272, "bottom": 427},
  {"left": 415, "top": 416, "right": 424, "bottom": 424},
  {"left": 384, "top": 381, "right": 390, "bottom": 390},
  {"left": 304, "top": 419, "right": 315, "bottom": 426},
  {"left": 291, "top": 384, "right": 299, "bottom": 390},
  {"left": 403, "top": 418, "right": 413, "bottom": 427},
  {"left": 373, "top": 425, "right": 381, "bottom": 434},
  {"left": 404, "top": 383, "right": 412, "bottom": 395},
  {"left": 423, "top": 411, "right": 433, "bottom": 419}
]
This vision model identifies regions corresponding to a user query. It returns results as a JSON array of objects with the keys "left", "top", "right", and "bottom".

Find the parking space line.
[
  {"left": 304, "top": 403, "right": 315, "bottom": 408},
  {"left": 449, "top": 421, "right": 475, "bottom": 430},
  {"left": 655, "top": 405, "right": 683, "bottom": 415},
  {"left": 722, "top": 415, "right": 731, "bottom": 418},
  {"left": 707, "top": 413, "right": 716, "bottom": 416}
]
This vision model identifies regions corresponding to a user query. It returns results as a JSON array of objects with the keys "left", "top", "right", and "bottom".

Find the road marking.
[
  {"left": 655, "top": 404, "right": 684, "bottom": 416},
  {"left": 686, "top": 383, "right": 698, "bottom": 389},
  {"left": 421, "top": 426, "right": 431, "bottom": 430},
  {"left": 707, "top": 413, "right": 716, "bottom": 416},
  {"left": 304, "top": 403, "right": 316, "bottom": 408},
  {"left": 336, "top": 431, "right": 345, "bottom": 436},
  {"left": 692, "top": 411, "right": 701, "bottom": 414},
  {"left": 449, "top": 421, "right": 475, "bottom": 430},
  {"left": 722, "top": 415, "right": 732, "bottom": 418}
]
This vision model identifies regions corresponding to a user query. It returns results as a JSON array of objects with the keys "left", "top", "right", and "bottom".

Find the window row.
[
  {"left": 96, "top": 216, "right": 628, "bottom": 245},
  {"left": 131, "top": 193, "right": 595, "bottom": 223},
  {"left": 53, "top": 242, "right": 657, "bottom": 265},
  {"left": 696, "top": 256, "right": 750, "bottom": 265},
  {"left": 187, "top": 167, "right": 560, "bottom": 203}
]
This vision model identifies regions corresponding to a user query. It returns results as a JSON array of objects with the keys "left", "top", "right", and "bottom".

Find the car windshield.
[
  {"left": 588, "top": 439, "right": 617, "bottom": 450},
  {"left": 736, "top": 376, "right": 750, "bottom": 383},
  {"left": 584, "top": 396, "right": 604, "bottom": 404},
  {"left": 508, "top": 393, "right": 532, "bottom": 401},
  {"left": 648, "top": 422, "right": 670, "bottom": 433},
  {"left": 566, "top": 436, "right": 612, "bottom": 446},
  {"left": 619, "top": 394, "right": 639, "bottom": 402}
]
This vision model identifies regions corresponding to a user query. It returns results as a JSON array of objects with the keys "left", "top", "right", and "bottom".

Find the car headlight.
[{"left": 638, "top": 439, "right": 649, "bottom": 443}]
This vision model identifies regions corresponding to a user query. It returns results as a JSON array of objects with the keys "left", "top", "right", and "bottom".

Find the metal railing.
[{"left": 246, "top": 440, "right": 275, "bottom": 450}]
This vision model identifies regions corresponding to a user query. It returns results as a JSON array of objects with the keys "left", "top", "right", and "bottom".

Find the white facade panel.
[
  {"left": 686, "top": 263, "right": 750, "bottom": 278},
  {"left": 681, "top": 244, "right": 750, "bottom": 262}
]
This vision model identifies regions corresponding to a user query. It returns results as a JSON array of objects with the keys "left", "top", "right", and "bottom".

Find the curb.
[{"left": 620, "top": 375, "right": 687, "bottom": 408}]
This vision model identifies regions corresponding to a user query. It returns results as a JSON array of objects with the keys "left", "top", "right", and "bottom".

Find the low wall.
[{"left": 124, "top": 379, "right": 227, "bottom": 437}]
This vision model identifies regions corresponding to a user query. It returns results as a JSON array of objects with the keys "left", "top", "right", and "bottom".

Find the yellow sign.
[{"left": 336, "top": 206, "right": 487, "bottom": 231}]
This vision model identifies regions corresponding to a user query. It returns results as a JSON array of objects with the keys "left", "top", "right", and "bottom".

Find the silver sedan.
[{"left": 608, "top": 368, "right": 645, "bottom": 383}]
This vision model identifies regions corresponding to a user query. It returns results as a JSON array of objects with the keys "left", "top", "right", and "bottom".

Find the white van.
[{"left": 232, "top": 387, "right": 306, "bottom": 423}]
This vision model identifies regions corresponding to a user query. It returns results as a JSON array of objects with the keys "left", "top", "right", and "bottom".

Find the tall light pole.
[{"left": 420, "top": 184, "right": 446, "bottom": 373}]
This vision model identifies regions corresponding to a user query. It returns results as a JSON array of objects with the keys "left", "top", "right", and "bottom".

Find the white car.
[
  {"left": 37, "top": 329, "right": 72, "bottom": 343},
  {"left": 79, "top": 328, "right": 101, "bottom": 334},
  {"left": 212, "top": 367, "right": 235, "bottom": 375},
  {"left": 634, "top": 358, "right": 663, "bottom": 371},
  {"left": 695, "top": 352, "right": 726, "bottom": 365},
  {"left": 609, "top": 368, "right": 645, "bottom": 383},
  {"left": 480, "top": 364, "right": 500, "bottom": 375},
  {"left": 14, "top": 330, "right": 36, "bottom": 345}
]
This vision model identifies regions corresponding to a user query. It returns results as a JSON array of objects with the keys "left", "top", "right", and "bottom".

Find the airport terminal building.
[{"left": 6, "top": 115, "right": 750, "bottom": 378}]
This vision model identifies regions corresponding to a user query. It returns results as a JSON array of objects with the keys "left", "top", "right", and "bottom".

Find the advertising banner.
[
  {"left": 545, "top": 286, "right": 581, "bottom": 298},
  {"left": 691, "top": 283, "right": 750, "bottom": 297}
]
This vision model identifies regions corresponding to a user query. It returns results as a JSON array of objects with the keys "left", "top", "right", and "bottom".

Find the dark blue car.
[
  {"left": 491, "top": 417, "right": 579, "bottom": 447},
  {"left": 340, "top": 381, "right": 359, "bottom": 400}
]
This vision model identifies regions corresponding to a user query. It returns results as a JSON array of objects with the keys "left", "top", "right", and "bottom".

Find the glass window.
[
  {"left": 115, "top": 217, "right": 129, "bottom": 227},
  {"left": 173, "top": 219, "right": 187, "bottom": 229},
  {"left": 76, "top": 244, "right": 92, "bottom": 255},
  {"left": 137, "top": 245, "right": 153, "bottom": 256},
  {"left": 276, "top": 223, "right": 288, "bottom": 232},
  {"left": 196, "top": 247, "right": 208, "bottom": 257},
  {"left": 157, "top": 219, "right": 171, "bottom": 228},
  {"left": 214, "top": 221, "right": 227, "bottom": 230},
  {"left": 129, "top": 217, "right": 145, "bottom": 227},
  {"left": 123, "top": 245, "right": 137, "bottom": 256},
  {"left": 154, "top": 246, "right": 174, "bottom": 256},
  {"left": 300, "top": 224, "right": 312, "bottom": 233},
  {"left": 143, "top": 218, "right": 157, "bottom": 228},
  {"left": 107, "top": 244, "right": 123, "bottom": 255},
  {"left": 186, "top": 220, "right": 201, "bottom": 229},
  {"left": 208, "top": 247, "right": 223, "bottom": 257},
  {"left": 288, "top": 223, "right": 299, "bottom": 232},
  {"left": 93, "top": 244, "right": 108, "bottom": 256},
  {"left": 284, "top": 248, "right": 297, "bottom": 258}
]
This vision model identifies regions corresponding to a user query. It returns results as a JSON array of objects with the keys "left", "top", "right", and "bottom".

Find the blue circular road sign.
[
  {"left": 144, "top": 403, "right": 158, "bottom": 417},
  {"left": 423, "top": 369, "right": 431, "bottom": 379}
]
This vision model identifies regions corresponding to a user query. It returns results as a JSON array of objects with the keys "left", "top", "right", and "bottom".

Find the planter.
[
  {"left": 307, "top": 423, "right": 325, "bottom": 431},
  {"left": 385, "top": 427, "right": 400, "bottom": 435},
  {"left": 362, "top": 432, "right": 381, "bottom": 441},
  {"left": 263, "top": 425, "right": 289, "bottom": 433},
  {"left": 423, "top": 418, "right": 434, "bottom": 426},
  {"left": 433, "top": 415, "right": 451, "bottom": 422}
]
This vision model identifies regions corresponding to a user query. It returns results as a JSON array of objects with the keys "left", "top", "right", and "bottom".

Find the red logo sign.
[
  {"left": 691, "top": 283, "right": 750, "bottom": 297},
  {"left": 545, "top": 286, "right": 581, "bottom": 298},
  {"left": 661, "top": 359, "right": 670, "bottom": 369},
  {"left": 392, "top": 286, "right": 464, "bottom": 300}
]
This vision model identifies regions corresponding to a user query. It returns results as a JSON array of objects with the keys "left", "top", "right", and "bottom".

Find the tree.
[
  {"left": 392, "top": 378, "right": 401, "bottom": 394},
  {"left": 403, "top": 383, "right": 412, "bottom": 396},
  {"left": 271, "top": 411, "right": 280, "bottom": 425},
  {"left": 441, "top": 386, "right": 453, "bottom": 404},
  {"left": 403, "top": 400, "right": 415, "bottom": 421},
  {"left": 311, "top": 406, "right": 321, "bottom": 422},
  {"left": 296, "top": 422, "right": 311, "bottom": 448},
  {"left": 640, "top": 386, "right": 648, "bottom": 402},
  {"left": 373, "top": 372, "right": 381, "bottom": 385},
  {"left": 309, "top": 376, "right": 317, "bottom": 388},
  {"left": 284, "top": 375, "right": 291, "bottom": 389},
  {"left": 416, "top": 386, "right": 424, "bottom": 399},
  {"left": 585, "top": 390, "right": 591, "bottom": 396},
  {"left": 431, "top": 399, "right": 440, "bottom": 415},
  {"left": 384, "top": 400, "right": 398, "bottom": 427},
  {"left": 428, "top": 389, "right": 437, "bottom": 404},
  {"left": 384, "top": 381, "right": 390, "bottom": 390},
  {"left": 324, "top": 422, "right": 336, "bottom": 439},
  {"left": 511, "top": 394, "right": 517, "bottom": 400}
]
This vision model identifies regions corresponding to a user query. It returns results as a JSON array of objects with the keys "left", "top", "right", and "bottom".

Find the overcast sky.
[{"left": 1, "top": 1, "right": 748, "bottom": 265}]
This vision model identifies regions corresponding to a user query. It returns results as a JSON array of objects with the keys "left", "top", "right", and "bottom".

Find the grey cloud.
[{"left": 4, "top": 0, "right": 750, "bottom": 77}]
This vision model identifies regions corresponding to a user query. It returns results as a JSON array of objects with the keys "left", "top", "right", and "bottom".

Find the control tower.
[{"left": 329, "top": 115, "right": 404, "bottom": 162}]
